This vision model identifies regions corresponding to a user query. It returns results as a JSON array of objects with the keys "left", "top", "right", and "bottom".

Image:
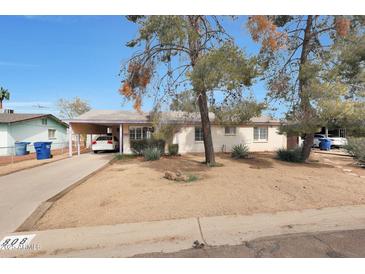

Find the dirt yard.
[{"left": 34, "top": 152, "right": 365, "bottom": 231}]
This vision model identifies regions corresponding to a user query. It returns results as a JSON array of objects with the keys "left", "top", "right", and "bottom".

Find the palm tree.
[{"left": 0, "top": 87, "right": 10, "bottom": 109}]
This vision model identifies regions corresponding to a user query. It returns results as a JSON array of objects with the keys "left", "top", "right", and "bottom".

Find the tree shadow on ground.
[
  {"left": 217, "top": 152, "right": 274, "bottom": 169},
  {"left": 143, "top": 155, "right": 210, "bottom": 173},
  {"left": 274, "top": 158, "right": 335, "bottom": 169}
]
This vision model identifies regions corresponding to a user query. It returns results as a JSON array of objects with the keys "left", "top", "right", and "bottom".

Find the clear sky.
[{"left": 0, "top": 16, "right": 284, "bottom": 118}]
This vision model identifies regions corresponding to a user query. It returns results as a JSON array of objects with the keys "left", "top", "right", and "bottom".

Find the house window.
[
  {"left": 42, "top": 118, "right": 47, "bottom": 125},
  {"left": 48, "top": 129, "right": 56, "bottom": 139},
  {"left": 195, "top": 127, "right": 204, "bottom": 141},
  {"left": 225, "top": 127, "right": 236, "bottom": 136},
  {"left": 254, "top": 127, "right": 268, "bottom": 141},
  {"left": 129, "top": 127, "right": 151, "bottom": 140}
]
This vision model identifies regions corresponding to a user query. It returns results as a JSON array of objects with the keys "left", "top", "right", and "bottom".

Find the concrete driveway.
[{"left": 0, "top": 153, "right": 113, "bottom": 234}]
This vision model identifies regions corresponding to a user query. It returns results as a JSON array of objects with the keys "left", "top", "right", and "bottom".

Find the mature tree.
[
  {"left": 121, "top": 16, "right": 258, "bottom": 165},
  {"left": 56, "top": 97, "right": 91, "bottom": 119},
  {"left": 169, "top": 90, "right": 199, "bottom": 112},
  {"left": 247, "top": 15, "right": 364, "bottom": 160},
  {"left": 212, "top": 97, "right": 266, "bottom": 126},
  {"left": 0, "top": 87, "right": 10, "bottom": 110},
  {"left": 57, "top": 97, "right": 91, "bottom": 147}
]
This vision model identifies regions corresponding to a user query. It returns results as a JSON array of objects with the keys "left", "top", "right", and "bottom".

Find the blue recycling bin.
[
  {"left": 14, "top": 142, "right": 31, "bottom": 156},
  {"left": 319, "top": 138, "right": 332, "bottom": 151},
  {"left": 34, "top": 142, "right": 52, "bottom": 160}
]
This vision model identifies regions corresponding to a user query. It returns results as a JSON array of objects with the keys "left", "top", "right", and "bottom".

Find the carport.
[
  {"left": 68, "top": 122, "right": 124, "bottom": 156},
  {"left": 67, "top": 110, "right": 151, "bottom": 157}
]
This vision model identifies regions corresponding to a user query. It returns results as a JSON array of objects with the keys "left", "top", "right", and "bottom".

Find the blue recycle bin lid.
[
  {"left": 15, "top": 141, "right": 31, "bottom": 145},
  {"left": 34, "top": 142, "right": 53, "bottom": 147}
]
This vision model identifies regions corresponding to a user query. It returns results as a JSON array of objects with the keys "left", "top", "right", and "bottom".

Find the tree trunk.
[
  {"left": 301, "top": 133, "right": 314, "bottom": 161},
  {"left": 197, "top": 89, "right": 216, "bottom": 165},
  {"left": 298, "top": 15, "right": 315, "bottom": 161},
  {"left": 187, "top": 15, "right": 216, "bottom": 165},
  {"left": 0, "top": 99, "right": 2, "bottom": 110}
]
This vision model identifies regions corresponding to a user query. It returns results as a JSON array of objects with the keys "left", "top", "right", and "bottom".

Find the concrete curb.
[
  {"left": 15, "top": 157, "right": 116, "bottom": 232},
  {"left": 199, "top": 204, "right": 365, "bottom": 246},
  {"left": 3, "top": 204, "right": 365, "bottom": 257}
]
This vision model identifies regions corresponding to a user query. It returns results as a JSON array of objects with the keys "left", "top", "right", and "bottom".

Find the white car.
[
  {"left": 313, "top": 134, "right": 348, "bottom": 148},
  {"left": 92, "top": 135, "right": 119, "bottom": 153},
  {"left": 328, "top": 135, "right": 348, "bottom": 148}
]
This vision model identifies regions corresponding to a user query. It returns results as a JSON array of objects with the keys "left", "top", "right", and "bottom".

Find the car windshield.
[{"left": 96, "top": 136, "right": 112, "bottom": 141}]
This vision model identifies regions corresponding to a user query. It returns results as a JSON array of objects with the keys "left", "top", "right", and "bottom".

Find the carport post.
[
  {"left": 77, "top": 134, "right": 81, "bottom": 156},
  {"left": 119, "top": 124, "right": 123, "bottom": 154},
  {"left": 68, "top": 124, "right": 73, "bottom": 157}
]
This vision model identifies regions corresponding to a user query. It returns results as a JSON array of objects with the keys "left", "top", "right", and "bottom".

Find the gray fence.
[{"left": 0, "top": 142, "right": 70, "bottom": 165}]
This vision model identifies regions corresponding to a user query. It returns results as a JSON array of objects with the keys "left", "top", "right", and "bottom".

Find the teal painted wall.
[
  {"left": 0, "top": 117, "right": 68, "bottom": 155},
  {"left": 0, "top": 124, "right": 10, "bottom": 155}
]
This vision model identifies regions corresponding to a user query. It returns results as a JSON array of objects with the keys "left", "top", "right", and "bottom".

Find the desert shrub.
[
  {"left": 345, "top": 137, "right": 365, "bottom": 164},
  {"left": 168, "top": 144, "right": 179, "bottom": 156},
  {"left": 143, "top": 147, "right": 161, "bottom": 161},
  {"left": 114, "top": 154, "right": 137, "bottom": 161},
  {"left": 186, "top": 174, "right": 199, "bottom": 182},
  {"left": 130, "top": 139, "right": 165, "bottom": 155},
  {"left": 277, "top": 148, "right": 304, "bottom": 163},
  {"left": 231, "top": 144, "right": 249, "bottom": 159}
]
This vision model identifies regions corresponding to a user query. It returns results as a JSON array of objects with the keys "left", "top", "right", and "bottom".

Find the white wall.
[
  {"left": 119, "top": 124, "right": 286, "bottom": 155},
  {"left": 173, "top": 125, "right": 287, "bottom": 154},
  {"left": 122, "top": 124, "right": 151, "bottom": 154}
]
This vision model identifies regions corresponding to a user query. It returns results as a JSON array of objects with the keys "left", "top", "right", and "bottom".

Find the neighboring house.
[
  {"left": 0, "top": 112, "right": 69, "bottom": 156},
  {"left": 69, "top": 110, "right": 287, "bottom": 155}
]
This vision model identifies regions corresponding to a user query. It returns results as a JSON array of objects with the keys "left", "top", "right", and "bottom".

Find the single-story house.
[
  {"left": 68, "top": 110, "right": 287, "bottom": 156},
  {"left": 0, "top": 112, "right": 69, "bottom": 156}
]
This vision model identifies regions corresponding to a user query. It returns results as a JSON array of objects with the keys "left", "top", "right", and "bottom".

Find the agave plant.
[{"left": 231, "top": 144, "right": 249, "bottom": 159}]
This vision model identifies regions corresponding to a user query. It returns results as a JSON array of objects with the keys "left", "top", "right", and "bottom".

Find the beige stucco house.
[{"left": 68, "top": 110, "right": 287, "bottom": 156}]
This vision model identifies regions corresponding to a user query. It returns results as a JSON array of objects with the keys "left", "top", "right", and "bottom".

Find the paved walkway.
[
  {"left": 2, "top": 204, "right": 365, "bottom": 257},
  {"left": 0, "top": 153, "right": 113, "bottom": 234}
]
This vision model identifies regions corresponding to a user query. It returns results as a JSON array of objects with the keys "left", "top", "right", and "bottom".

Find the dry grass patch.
[{"left": 33, "top": 152, "right": 365, "bottom": 231}]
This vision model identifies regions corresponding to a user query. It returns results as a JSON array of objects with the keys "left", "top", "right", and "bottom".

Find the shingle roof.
[
  {"left": 0, "top": 113, "right": 68, "bottom": 127},
  {"left": 250, "top": 116, "right": 280, "bottom": 124},
  {"left": 73, "top": 110, "right": 149, "bottom": 122},
  {"left": 159, "top": 111, "right": 215, "bottom": 123},
  {"left": 70, "top": 110, "right": 281, "bottom": 125},
  {"left": 0, "top": 113, "right": 46, "bottom": 123}
]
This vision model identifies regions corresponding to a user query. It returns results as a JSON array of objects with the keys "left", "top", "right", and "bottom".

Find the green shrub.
[
  {"left": 130, "top": 139, "right": 165, "bottom": 155},
  {"left": 186, "top": 174, "right": 199, "bottom": 182},
  {"left": 114, "top": 154, "right": 137, "bottom": 161},
  {"left": 231, "top": 144, "right": 249, "bottom": 159},
  {"left": 345, "top": 137, "right": 365, "bottom": 164},
  {"left": 143, "top": 147, "right": 161, "bottom": 161},
  {"left": 168, "top": 144, "right": 179, "bottom": 156},
  {"left": 277, "top": 148, "right": 304, "bottom": 163}
]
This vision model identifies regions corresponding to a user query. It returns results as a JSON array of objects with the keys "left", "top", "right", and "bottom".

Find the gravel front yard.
[{"left": 34, "top": 152, "right": 365, "bottom": 230}]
